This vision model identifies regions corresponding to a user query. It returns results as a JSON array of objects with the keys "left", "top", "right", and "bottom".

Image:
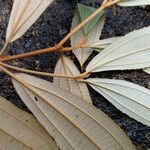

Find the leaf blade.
[
  {"left": 71, "top": 4, "right": 105, "bottom": 66},
  {"left": 118, "top": 0, "right": 150, "bottom": 7},
  {"left": 0, "top": 96, "right": 59, "bottom": 150},
  {"left": 86, "top": 26, "right": 150, "bottom": 73},
  {"left": 6, "top": 0, "right": 54, "bottom": 42},
  {"left": 91, "top": 37, "right": 120, "bottom": 51},
  {"left": 86, "top": 78, "right": 150, "bottom": 126},
  {"left": 54, "top": 55, "right": 92, "bottom": 103},
  {"left": 143, "top": 67, "right": 150, "bottom": 74},
  {"left": 77, "top": 3, "right": 104, "bottom": 34},
  {"left": 12, "top": 73, "right": 136, "bottom": 150}
]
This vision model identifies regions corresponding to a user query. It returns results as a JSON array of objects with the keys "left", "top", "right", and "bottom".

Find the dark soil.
[{"left": 0, "top": 0, "right": 150, "bottom": 149}]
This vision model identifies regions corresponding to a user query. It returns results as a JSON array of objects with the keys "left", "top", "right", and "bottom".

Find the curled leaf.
[
  {"left": 54, "top": 55, "right": 92, "bottom": 103},
  {"left": 0, "top": 96, "right": 58, "bottom": 150},
  {"left": 86, "top": 78, "right": 150, "bottom": 126},
  {"left": 12, "top": 73, "right": 136, "bottom": 150}
]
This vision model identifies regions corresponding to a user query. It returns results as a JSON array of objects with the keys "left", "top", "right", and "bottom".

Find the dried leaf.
[
  {"left": 12, "top": 73, "right": 136, "bottom": 150},
  {"left": 118, "top": 0, "right": 150, "bottom": 7},
  {"left": 6, "top": 0, "right": 54, "bottom": 42},
  {"left": 54, "top": 55, "right": 92, "bottom": 103},
  {"left": 86, "top": 26, "right": 150, "bottom": 73},
  {"left": 87, "top": 78, "right": 150, "bottom": 126},
  {"left": 71, "top": 4, "right": 105, "bottom": 66},
  {"left": 0, "top": 96, "right": 58, "bottom": 150}
]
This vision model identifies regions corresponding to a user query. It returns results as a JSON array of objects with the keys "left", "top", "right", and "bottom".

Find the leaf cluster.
[{"left": 0, "top": 0, "right": 150, "bottom": 149}]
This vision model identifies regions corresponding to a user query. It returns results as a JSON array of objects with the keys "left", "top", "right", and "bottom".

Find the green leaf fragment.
[{"left": 77, "top": 3, "right": 105, "bottom": 34}]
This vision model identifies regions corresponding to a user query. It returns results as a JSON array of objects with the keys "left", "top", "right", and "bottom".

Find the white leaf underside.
[
  {"left": 6, "top": 0, "right": 54, "bottom": 42},
  {"left": 143, "top": 67, "right": 150, "bottom": 74},
  {"left": 86, "top": 26, "right": 150, "bottom": 73},
  {"left": 118, "top": 0, "right": 150, "bottom": 7},
  {"left": 87, "top": 78, "right": 150, "bottom": 126},
  {"left": 54, "top": 55, "right": 92, "bottom": 103},
  {"left": 14, "top": 86, "right": 78, "bottom": 150},
  {"left": 0, "top": 96, "right": 58, "bottom": 150},
  {"left": 71, "top": 10, "right": 105, "bottom": 66},
  {"left": 12, "top": 73, "right": 136, "bottom": 150},
  {"left": 91, "top": 37, "right": 120, "bottom": 51}
]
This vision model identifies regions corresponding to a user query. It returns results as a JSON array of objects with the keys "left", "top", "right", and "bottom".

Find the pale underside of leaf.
[
  {"left": 71, "top": 5, "right": 105, "bottom": 66},
  {"left": 118, "top": 0, "right": 150, "bottom": 7},
  {"left": 87, "top": 78, "right": 150, "bottom": 126},
  {"left": 13, "top": 85, "right": 77, "bottom": 150},
  {"left": 0, "top": 96, "right": 58, "bottom": 150},
  {"left": 143, "top": 67, "right": 150, "bottom": 75},
  {"left": 86, "top": 26, "right": 150, "bottom": 73},
  {"left": 6, "top": 0, "right": 54, "bottom": 42},
  {"left": 91, "top": 37, "right": 120, "bottom": 52},
  {"left": 12, "top": 73, "right": 136, "bottom": 150},
  {"left": 13, "top": 78, "right": 99, "bottom": 150},
  {"left": 0, "top": 129, "right": 31, "bottom": 150},
  {"left": 53, "top": 55, "right": 92, "bottom": 103}
]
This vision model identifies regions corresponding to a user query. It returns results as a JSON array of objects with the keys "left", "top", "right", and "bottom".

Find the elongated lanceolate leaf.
[
  {"left": 0, "top": 96, "right": 58, "bottom": 150},
  {"left": 87, "top": 78, "right": 150, "bottom": 126},
  {"left": 12, "top": 73, "right": 136, "bottom": 150},
  {"left": 118, "top": 0, "right": 150, "bottom": 7},
  {"left": 71, "top": 4, "right": 105, "bottom": 66},
  {"left": 86, "top": 26, "right": 150, "bottom": 73},
  {"left": 91, "top": 37, "right": 119, "bottom": 52},
  {"left": 6, "top": 0, "right": 54, "bottom": 42},
  {"left": 54, "top": 55, "right": 92, "bottom": 103}
]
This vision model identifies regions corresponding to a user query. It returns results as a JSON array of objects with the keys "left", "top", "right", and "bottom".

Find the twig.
[
  {"left": 0, "top": 62, "right": 78, "bottom": 79},
  {"left": 0, "top": 0, "right": 120, "bottom": 62},
  {"left": 57, "top": 0, "right": 120, "bottom": 47},
  {"left": 0, "top": 44, "right": 84, "bottom": 62},
  {"left": 0, "top": 60, "right": 91, "bottom": 80},
  {"left": 0, "top": 65, "right": 45, "bottom": 98}
]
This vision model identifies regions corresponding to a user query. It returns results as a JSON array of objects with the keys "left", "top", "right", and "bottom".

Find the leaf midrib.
[
  {"left": 29, "top": 82, "right": 128, "bottom": 150},
  {"left": 89, "top": 32, "right": 150, "bottom": 72},
  {"left": 0, "top": 105, "right": 51, "bottom": 148}
]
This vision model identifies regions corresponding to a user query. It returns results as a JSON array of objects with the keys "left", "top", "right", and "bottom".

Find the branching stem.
[
  {"left": 0, "top": 45, "right": 81, "bottom": 62},
  {"left": 0, "top": 0, "right": 120, "bottom": 81},
  {"left": 0, "top": 0, "right": 120, "bottom": 62},
  {"left": 0, "top": 61, "right": 90, "bottom": 79},
  {"left": 0, "top": 62, "right": 75, "bottom": 79}
]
